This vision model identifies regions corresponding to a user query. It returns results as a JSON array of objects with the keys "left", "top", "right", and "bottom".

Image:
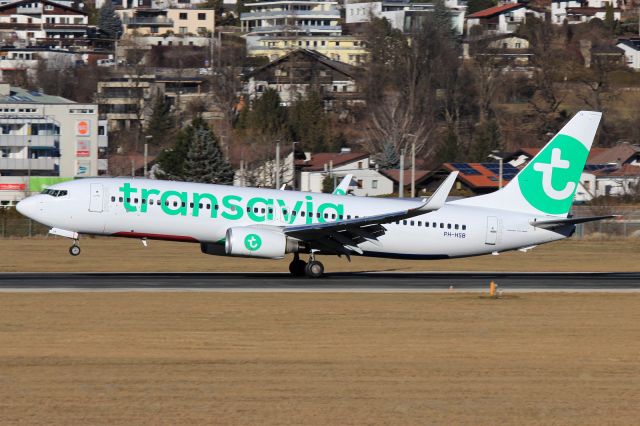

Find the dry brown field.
[
  {"left": 0, "top": 293, "right": 639, "bottom": 425},
  {"left": 0, "top": 236, "right": 639, "bottom": 272}
]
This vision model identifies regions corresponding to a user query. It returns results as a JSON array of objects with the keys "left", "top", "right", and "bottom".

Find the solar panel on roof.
[
  {"left": 451, "top": 162, "right": 481, "bottom": 175},
  {"left": 29, "top": 91, "right": 42, "bottom": 97}
]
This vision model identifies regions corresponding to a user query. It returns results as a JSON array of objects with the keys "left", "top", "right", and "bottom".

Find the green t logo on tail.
[
  {"left": 518, "top": 134, "right": 589, "bottom": 215},
  {"left": 244, "top": 234, "right": 262, "bottom": 251}
]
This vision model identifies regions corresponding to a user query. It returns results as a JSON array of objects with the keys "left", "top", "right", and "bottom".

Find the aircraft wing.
[{"left": 283, "top": 172, "right": 458, "bottom": 255}]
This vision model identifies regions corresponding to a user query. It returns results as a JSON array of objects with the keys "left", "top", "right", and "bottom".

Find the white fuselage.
[{"left": 19, "top": 178, "right": 570, "bottom": 259}]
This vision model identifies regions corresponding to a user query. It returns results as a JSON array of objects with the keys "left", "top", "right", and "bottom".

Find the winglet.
[
  {"left": 416, "top": 171, "right": 458, "bottom": 212},
  {"left": 333, "top": 174, "right": 354, "bottom": 195}
]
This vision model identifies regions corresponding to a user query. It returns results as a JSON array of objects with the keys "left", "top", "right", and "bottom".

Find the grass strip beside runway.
[{"left": 0, "top": 292, "right": 639, "bottom": 425}]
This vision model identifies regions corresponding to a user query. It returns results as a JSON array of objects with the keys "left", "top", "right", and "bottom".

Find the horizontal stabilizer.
[{"left": 531, "top": 215, "right": 616, "bottom": 229}]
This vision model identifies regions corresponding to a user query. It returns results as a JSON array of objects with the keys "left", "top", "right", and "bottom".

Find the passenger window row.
[{"left": 396, "top": 219, "right": 467, "bottom": 231}]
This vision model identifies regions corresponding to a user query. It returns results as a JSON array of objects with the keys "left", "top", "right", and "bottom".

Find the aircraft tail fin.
[{"left": 453, "top": 111, "right": 602, "bottom": 217}]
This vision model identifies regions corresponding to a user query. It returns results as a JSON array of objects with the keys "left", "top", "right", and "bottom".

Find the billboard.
[
  {"left": 0, "top": 183, "right": 25, "bottom": 191},
  {"left": 76, "top": 140, "right": 90, "bottom": 157},
  {"left": 76, "top": 160, "right": 91, "bottom": 176},
  {"left": 76, "top": 119, "right": 91, "bottom": 136}
]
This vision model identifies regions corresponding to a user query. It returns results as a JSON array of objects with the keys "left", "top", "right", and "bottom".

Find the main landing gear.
[
  {"left": 288, "top": 253, "right": 324, "bottom": 278},
  {"left": 69, "top": 240, "right": 81, "bottom": 256}
]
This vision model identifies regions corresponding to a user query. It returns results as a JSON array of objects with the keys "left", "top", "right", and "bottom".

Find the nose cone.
[{"left": 16, "top": 196, "right": 38, "bottom": 219}]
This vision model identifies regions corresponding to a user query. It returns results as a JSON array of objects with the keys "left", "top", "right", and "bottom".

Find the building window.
[
  {"left": 357, "top": 161, "right": 363, "bottom": 169},
  {"left": 371, "top": 180, "right": 378, "bottom": 189},
  {"left": 198, "top": 13, "right": 206, "bottom": 20},
  {"left": 179, "top": 26, "right": 187, "bottom": 34},
  {"left": 179, "top": 13, "right": 187, "bottom": 20}
]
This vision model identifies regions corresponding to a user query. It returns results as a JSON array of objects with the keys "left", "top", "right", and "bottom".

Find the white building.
[
  {"left": 296, "top": 150, "right": 394, "bottom": 196},
  {"left": 240, "top": 0, "right": 341, "bottom": 40},
  {"left": 0, "top": 84, "right": 107, "bottom": 205},
  {"left": 345, "top": 0, "right": 466, "bottom": 35},
  {"left": 0, "top": 0, "right": 91, "bottom": 46},
  {"left": 617, "top": 39, "right": 640, "bottom": 70},
  {"left": 235, "top": 149, "right": 395, "bottom": 196},
  {"left": 466, "top": 3, "right": 543, "bottom": 35}
]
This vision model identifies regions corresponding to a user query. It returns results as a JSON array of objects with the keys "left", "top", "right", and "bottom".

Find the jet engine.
[{"left": 224, "top": 227, "right": 301, "bottom": 259}]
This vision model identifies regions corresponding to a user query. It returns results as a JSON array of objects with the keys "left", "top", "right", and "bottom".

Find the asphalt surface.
[{"left": 0, "top": 272, "right": 639, "bottom": 291}]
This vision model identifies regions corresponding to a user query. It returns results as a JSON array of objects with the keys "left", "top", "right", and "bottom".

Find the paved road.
[{"left": 0, "top": 272, "right": 639, "bottom": 291}]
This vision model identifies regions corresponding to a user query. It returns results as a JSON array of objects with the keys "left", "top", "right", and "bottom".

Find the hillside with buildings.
[{"left": 0, "top": 0, "right": 640, "bottom": 205}]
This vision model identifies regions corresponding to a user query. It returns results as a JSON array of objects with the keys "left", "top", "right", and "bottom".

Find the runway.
[{"left": 0, "top": 272, "right": 639, "bottom": 291}]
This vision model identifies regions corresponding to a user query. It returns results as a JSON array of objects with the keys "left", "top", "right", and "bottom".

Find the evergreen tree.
[
  {"left": 145, "top": 94, "right": 175, "bottom": 149},
  {"left": 99, "top": 1, "right": 122, "bottom": 39},
  {"left": 375, "top": 142, "right": 400, "bottom": 169},
  {"left": 287, "top": 91, "right": 330, "bottom": 152},
  {"left": 433, "top": 0, "right": 454, "bottom": 35},
  {"left": 155, "top": 126, "right": 191, "bottom": 180},
  {"left": 183, "top": 119, "right": 235, "bottom": 184},
  {"left": 604, "top": 3, "right": 615, "bottom": 31},
  {"left": 436, "top": 127, "right": 459, "bottom": 164},
  {"left": 250, "top": 88, "right": 286, "bottom": 135},
  {"left": 470, "top": 120, "right": 500, "bottom": 162}
]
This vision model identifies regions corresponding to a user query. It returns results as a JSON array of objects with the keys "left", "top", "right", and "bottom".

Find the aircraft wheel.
[
  {"left": 305, "top": 260, "right": 324, "bottom": 278},
  {"left": 69, "top": 245, "right": 81, "bottom": 256},
  {"left": 289, "top": 258, "right": 307, "bottom": 277}
]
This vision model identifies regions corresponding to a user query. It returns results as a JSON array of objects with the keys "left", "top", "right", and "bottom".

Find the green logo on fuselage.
[
  {"left": 244, "top": 234, "right": 262, "bottom": 251},
  {"left": 118, "top": 183, "right": 344, "bottom": 225},
  {"left": 518, "top": 134, "right": 588, "bottom": 215}
]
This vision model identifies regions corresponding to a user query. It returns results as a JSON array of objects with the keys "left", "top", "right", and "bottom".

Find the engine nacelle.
[{"left": 225, "top": 227, "right": 300, "bottom": 259}]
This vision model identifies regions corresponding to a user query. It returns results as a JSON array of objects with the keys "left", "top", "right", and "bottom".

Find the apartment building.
[
  {"left": 97, "top": 73, "right": 209, "bottom": 131},
  {"left": 240, "top": 0, "right": 341, "bottom": 38},
  {"left": 117, "top": 8, "right": 215, "bottom": 37},
  {"left": 0, "top": 0, "right": 92, "bottom": 46},
  {"left": 249, "top": 35, "right": 368, "bottom": 65},
  {"left": 345, "top": 0, "right": 466, "bottom": 35},
  {"left": 0, "top": 84, "right": 107, "bottom": 205}
]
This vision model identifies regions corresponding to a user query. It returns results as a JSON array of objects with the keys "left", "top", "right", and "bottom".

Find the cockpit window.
[{"left": 40, "top": 189, "right": 68, "bottom": 197}]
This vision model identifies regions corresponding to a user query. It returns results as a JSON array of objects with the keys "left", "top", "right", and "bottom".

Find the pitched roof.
[
  {"left": 602, "top": 164, "right": 640, "bottom": 177},
  {"left": 0, "top": 0, "right": 87, "bottom": 15},
  {"left": 467, "top": 3, "right": 525, "bottom": 19},
  {"left": 296, "top": 151, "right": 369, "bottom": 171},
  {"left": 245, "top": 49, "right": 359, "bottom": 80},
  {"left": 442, "top": 162, "right": 515, "bottom": 189},
  {"left": 379, "top": 169, "right": 431, "bottom": 186},
  {"left": 587, "top": 143, "right": 640, "bottom": 165}
]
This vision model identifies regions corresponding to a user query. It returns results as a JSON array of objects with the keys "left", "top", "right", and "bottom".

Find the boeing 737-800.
[{"left": 16, "top": 111, "right": 612, "bottom": 277}]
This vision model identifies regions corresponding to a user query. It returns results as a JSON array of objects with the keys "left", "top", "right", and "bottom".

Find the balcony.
[
  {"left": 17, "top": 5, "right": 43, "bottom": 14},
  {"left": 0, "top": 134, "right": 59, "bottom": 148},
  {"left": 0, "top": 157, "right": 57, "bottom": 171},
  {"left": 241, "top": 10, "right": 340, "bottom": 20},
  {"left": 249, "top": 25, "right": 341, "bottom": 34},
  {"left": 122, "top": 16, "right": 174, "bottom": 27}
]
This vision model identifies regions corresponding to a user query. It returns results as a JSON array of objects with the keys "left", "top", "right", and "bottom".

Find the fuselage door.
[
  {"left": 89, "top": 183, "right": 104, "bottom": 213},
  {"left": 485, "top": 216, "right": 498, "bottom": 245}
]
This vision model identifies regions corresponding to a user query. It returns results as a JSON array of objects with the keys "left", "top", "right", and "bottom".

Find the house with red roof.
[{"left": 465, "top": 3, "right": 543, "bottom": 35}]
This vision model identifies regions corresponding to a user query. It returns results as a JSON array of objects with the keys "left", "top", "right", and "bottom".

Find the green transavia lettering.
[{"left": 118, "top": 183, "right": 344, "bottom": 225}]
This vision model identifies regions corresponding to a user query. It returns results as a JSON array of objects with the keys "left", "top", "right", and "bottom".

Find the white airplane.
[{"left": 17, "top": 111, "right": 612, "bottom": 278}]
